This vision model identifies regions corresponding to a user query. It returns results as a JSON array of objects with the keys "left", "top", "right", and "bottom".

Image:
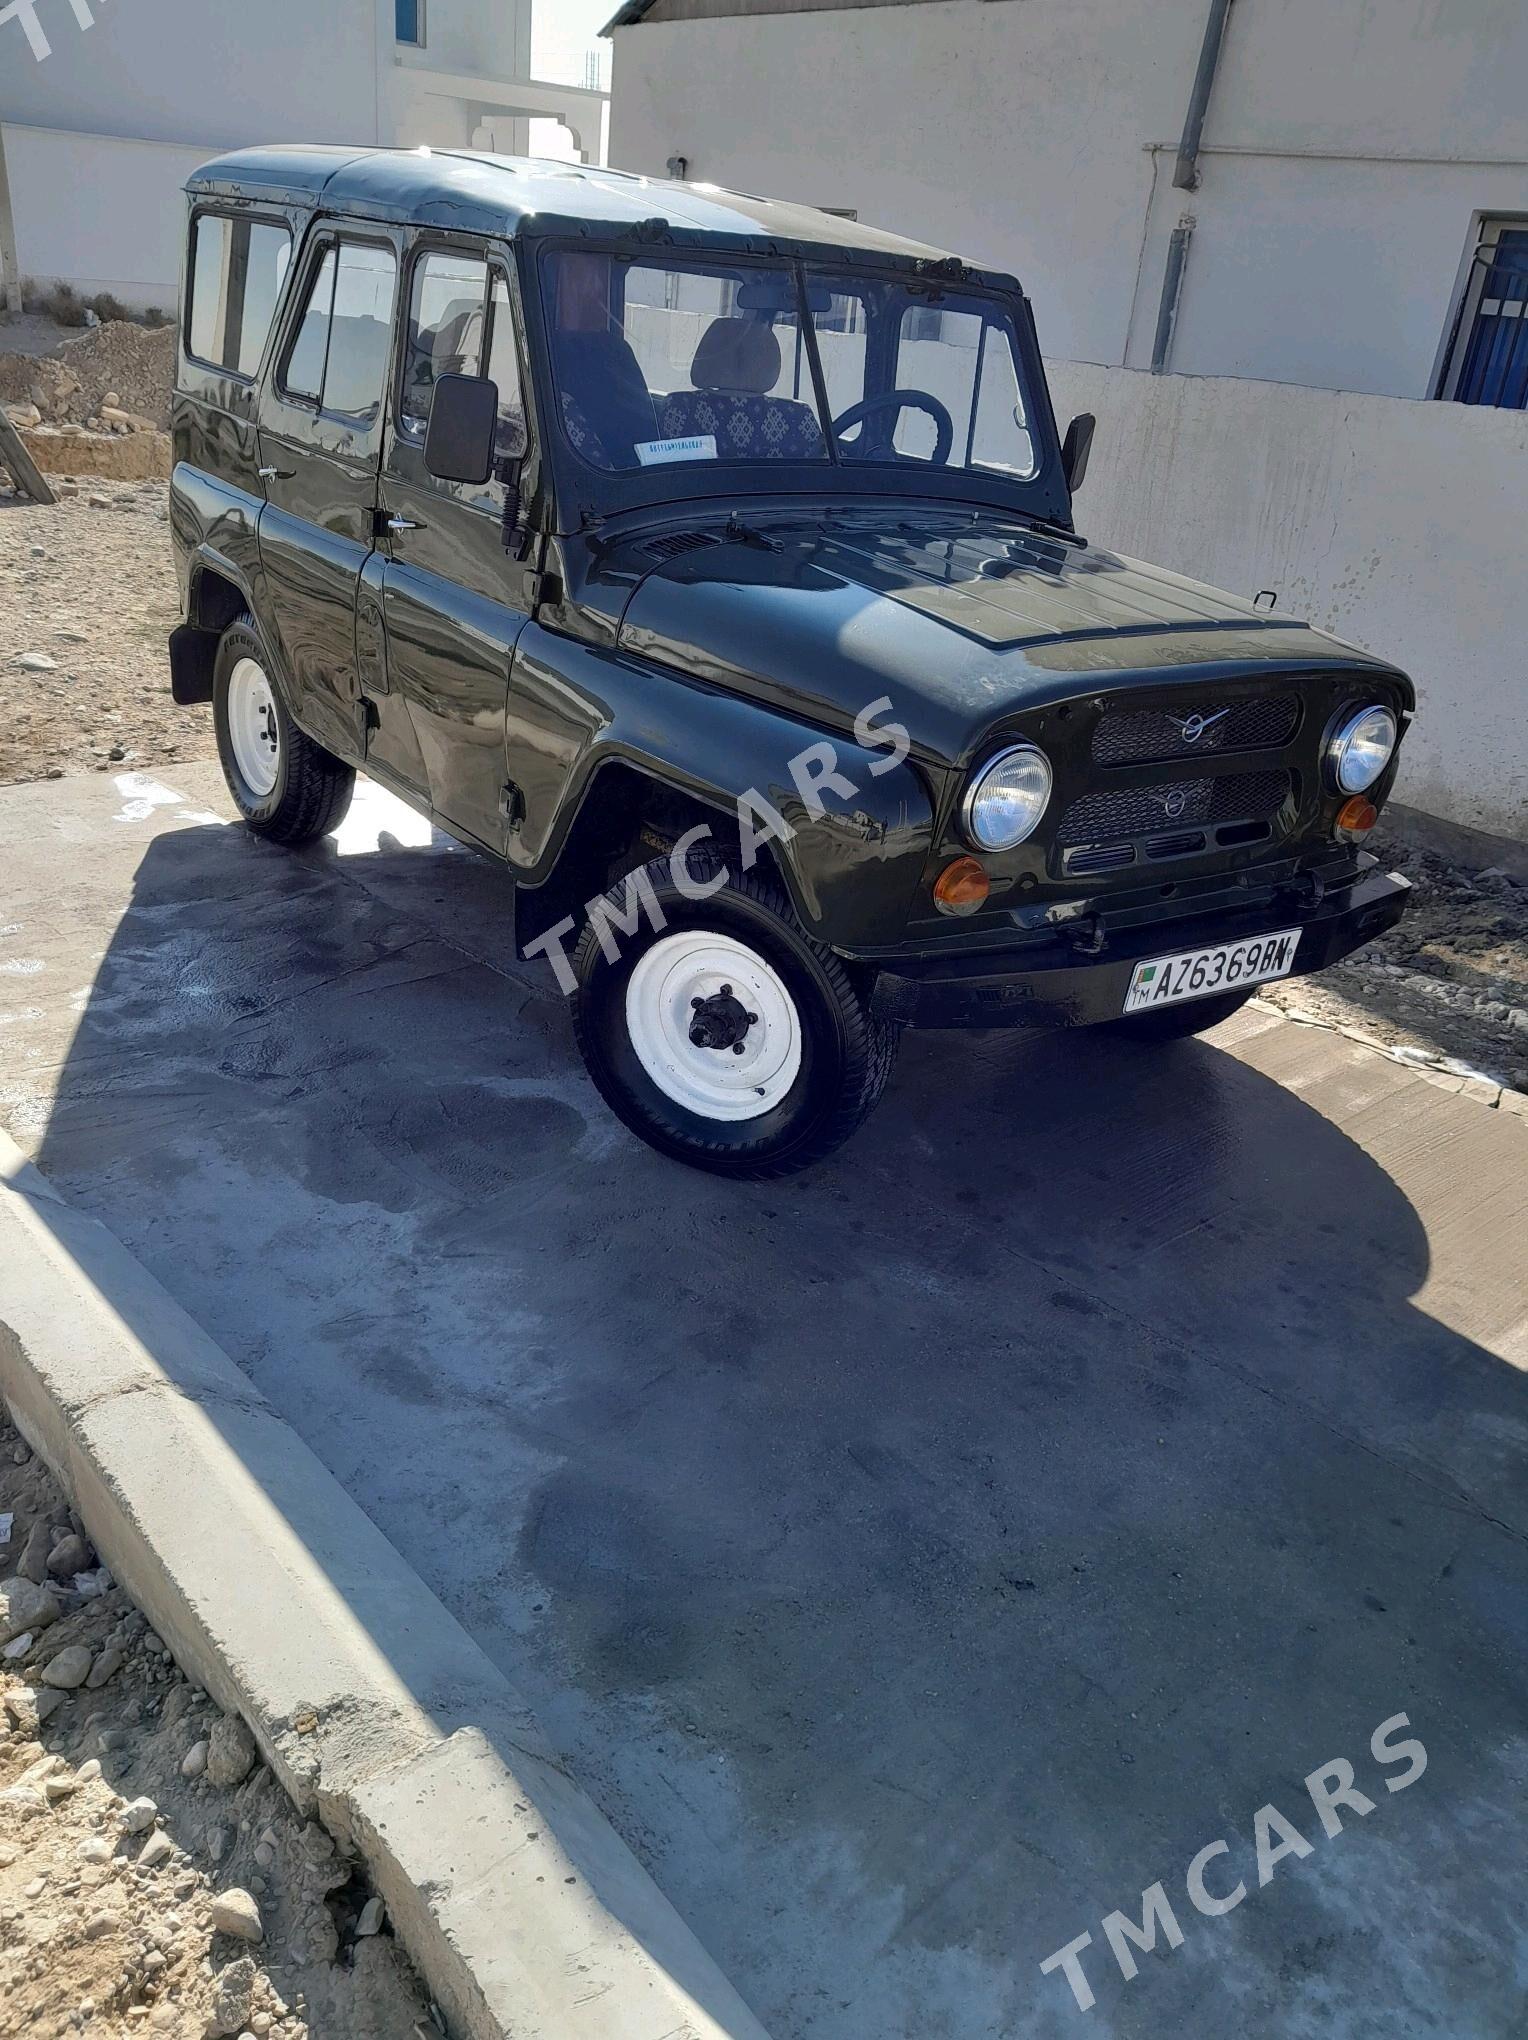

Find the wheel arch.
[
  {"left": 513, "top": 758, "right": 797, "bottom": 956},
  {"left": 507, "top": 629, "right": 938, "bottom": 959},
  {"left": 171, "top": 554, "right": 288, "bottom": 709}
]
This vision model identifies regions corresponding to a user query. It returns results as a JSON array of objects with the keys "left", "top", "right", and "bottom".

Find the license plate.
[{"left": 1124, "top": 928, "right": 1301, "bottom": 1014}]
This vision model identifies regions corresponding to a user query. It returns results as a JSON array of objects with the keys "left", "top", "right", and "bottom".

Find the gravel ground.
[
  {"left": 0, "top": 1411, "right": 438, "bottom": 2040},
  {"left": 0, "top": 474, "right": 1521, "bottom": 1094},
  {"left": 0, "top": 478, "right": 197, "bottom": 788}
]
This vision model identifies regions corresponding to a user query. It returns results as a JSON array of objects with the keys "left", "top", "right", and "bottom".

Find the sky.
[{"left": 532, "top": 0, "right": 614, "bottom": 88}]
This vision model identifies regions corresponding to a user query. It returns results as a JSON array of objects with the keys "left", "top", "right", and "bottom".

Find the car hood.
[{"left": 610, "top": 505, "right": 1393, "bottom": 765}]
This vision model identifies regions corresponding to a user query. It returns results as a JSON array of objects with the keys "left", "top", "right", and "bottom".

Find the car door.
[
  {"left": 254, "top": 227, "right": 402, "bottom": 769},
  {"left": 376, "top": 239, "right": 541, "bottom": 852}
]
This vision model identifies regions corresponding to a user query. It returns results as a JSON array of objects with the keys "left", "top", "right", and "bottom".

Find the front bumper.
[{"left": 869, "top": 864, "right": 1410, "bottom": 1030}]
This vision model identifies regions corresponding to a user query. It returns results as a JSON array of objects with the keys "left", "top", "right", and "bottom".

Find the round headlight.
[
  {"left": 1329, "top": 703, "right": 1398, "bottom": 794},
  {"left": 962, "top": 744, "right": 1053, "bottom": 851}
]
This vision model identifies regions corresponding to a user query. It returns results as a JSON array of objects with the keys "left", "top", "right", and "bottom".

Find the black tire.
[
  {"left": 571, "top": 849, "right": 899, "bottom": 1178},
  {"left": 1106, "top": 987, "right": 1256, "bottom": 1042},
  {"left": 213, "top": 617, "right": 354, "bottom": 846}
]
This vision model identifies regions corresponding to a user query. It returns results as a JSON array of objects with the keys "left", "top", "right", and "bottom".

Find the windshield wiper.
[{"left": 1007, "top": 509, "right": 1087, "bottom": 548}]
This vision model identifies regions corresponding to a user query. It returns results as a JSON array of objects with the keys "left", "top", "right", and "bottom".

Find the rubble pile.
[
  {"left": 0, "top": 1413, "right": 437, "bottom": 2040},
  {"left": 0, "top": 322, "right": 174, "bottom": 434}
]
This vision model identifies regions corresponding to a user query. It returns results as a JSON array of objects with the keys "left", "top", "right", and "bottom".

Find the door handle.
[
  {"left": 257, "top": 466, "right": 294, "bottom": 481},
  {"left": 386, "top": 516, "right": 422, "bottom": 533}
]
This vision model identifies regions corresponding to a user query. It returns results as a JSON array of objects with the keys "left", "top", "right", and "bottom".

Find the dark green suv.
[{"left": 169, "top": 146, "right": 1412, "bottom": 1176}]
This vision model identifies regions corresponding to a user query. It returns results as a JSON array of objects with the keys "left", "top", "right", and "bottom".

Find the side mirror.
[
  {"left": 424, "top": 373, "right": 498, "bottom": 484},
  {"left": 1061, "top": 412, "right": 1096, "bottom": 496}
]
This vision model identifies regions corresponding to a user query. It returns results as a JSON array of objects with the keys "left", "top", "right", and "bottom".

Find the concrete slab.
[
  {"left": 3, "top": 763, "right": 1527, "bottom": 2038},
  {"left": 0, "top": 1135, "right": 772, "bottom": 2040}
]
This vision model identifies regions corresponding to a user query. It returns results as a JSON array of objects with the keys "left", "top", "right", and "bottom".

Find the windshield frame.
[{"left": 520, "top": 237, "right": 1072, "bottom": 534}]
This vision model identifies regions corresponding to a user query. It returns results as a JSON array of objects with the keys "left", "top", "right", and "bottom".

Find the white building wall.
[
  {"left": 1047, "top": 362, "right": 1527, "bottom": 843},
  {"left": 610, "top": 1, "right": 1199, "bottom": 369},
  {"left": 1, "top": 0, "right": 385, "bottom": 150},
  {"left": 0, "top": 0, "right": 543, "bottom": 304},
  {"left": 1125, "top": 152, "right": 1528, "bottom": 395},
  {"left": 608, "top": 0, "right": 1528, "bottom": 398},
  {"left": 3, "top": 125, "right": 208, "bottom": 311}
]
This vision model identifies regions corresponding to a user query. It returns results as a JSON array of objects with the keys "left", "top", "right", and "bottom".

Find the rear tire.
[
  {"left": 571, "top": 850, "right": 898, "bottom": 1178},
  {"left": 1106, "top": 987, "right": 1256, "bottom": 1041},
  {"left": 213, "top": 617, "right": 354, "bottom": 846}
]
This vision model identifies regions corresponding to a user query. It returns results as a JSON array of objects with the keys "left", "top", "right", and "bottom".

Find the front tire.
[
  {"left": 571, "top": 852, "right": 898, "bottom": 1178},
  {"left": 1106, "top": 987, "right": 1256, "bottom": 1041},
  {"left": 213, "top": 618, "right": 354, "bottom": 845}
]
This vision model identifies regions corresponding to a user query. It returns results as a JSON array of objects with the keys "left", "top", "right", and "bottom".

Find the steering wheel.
[{"left": 831, "top": 389, "right": 955, "bottom": 466}]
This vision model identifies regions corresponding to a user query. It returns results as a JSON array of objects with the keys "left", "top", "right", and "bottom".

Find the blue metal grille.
[{"left": 1444, "top": 228, "right": 1528, "bottom": 410}]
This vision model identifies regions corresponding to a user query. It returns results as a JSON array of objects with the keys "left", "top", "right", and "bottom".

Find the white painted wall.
[
  {"left": 1048, "top": 361, "right": 1527, "bottom": 841},
  {"left": 1124, "top": 151, "right": 1528, "bottom": 395},
  {"left": 609, "top": 0, "right": 1528, "bottom": 398},
  {"left": 2, "top": 124, "right": 207, "bottom": 311},
  {"left": 0, "top": 0, "right": 542, "bottom": 303},
  {"left": 612, "top": 1, "right": 1197, "bottom": 369},
  {"left": 1, "top": 0, "right": 386, "bottom": 150}
]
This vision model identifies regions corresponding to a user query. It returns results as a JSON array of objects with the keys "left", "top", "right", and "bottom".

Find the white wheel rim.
[
  {"left": 625, "top": 931, "right": 803, "bottom": 1122},
  {"left": 227, "top": 656, "right": 282, "bottom": 798}
]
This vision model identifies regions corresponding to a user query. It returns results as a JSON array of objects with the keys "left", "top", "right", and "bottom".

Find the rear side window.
[
  {"left": 278, "top": 239, "right": 398, "bottom": 419},
  {"left": 186, "top": 212, "right": 292, "bottom": 377}
]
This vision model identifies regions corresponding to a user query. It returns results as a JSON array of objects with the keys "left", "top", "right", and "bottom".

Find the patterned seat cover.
[{"left": 657, "top": 387, "right": 824, "bottom": 460}]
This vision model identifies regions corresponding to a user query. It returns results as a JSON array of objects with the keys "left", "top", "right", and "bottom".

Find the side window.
[
  {"left": 485, "top": 274, "right": 526, "bottom": 456},
  {"left": 894, "top": 304, "right": 1035, "bottom": 476},
  {"left": 400, "top": 250, "right": 489, "bottom": 438},
  {"left": 282, "top": 248, "right": 336, "bottom": 402},
  {"left": 1437, "top": 217, "right": 1528, "bottom": 408},
  {"left": 279, "top": 239, "right": 398, "bottom": 419},
  {"left": 398, "top": 250, "right": 526, "bottom": 503},
  {"left": 186, "top": 212, "right": 292, "bottom": 377}
]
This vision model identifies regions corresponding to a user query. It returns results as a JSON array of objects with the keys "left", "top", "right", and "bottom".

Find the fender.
[
  {"left": 167, "top": 464, "right": 331, "bottom": 752},
  {"left": 169, "top": 456, "right": 267, "bottom": 702},
  {"left": 505, "top": 622, "right": 938, "bottom": 955},
  {"left": 169, "top": 544, "right": 258, "bottom": 704}
]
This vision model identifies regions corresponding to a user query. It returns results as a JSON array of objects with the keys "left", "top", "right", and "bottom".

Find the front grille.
[
  {"left": 1056, "top": 769, "right": 1291, "bottom": 848},
  {"left": 1093, "top": 695, "right": 1299, "bottom": 766},
  {"left": 1063, "top": 843, "right": 1136, "bottom": 877}
]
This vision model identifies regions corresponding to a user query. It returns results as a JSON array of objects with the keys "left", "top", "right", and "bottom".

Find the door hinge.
[
  {"left": 359, "top": 696, "right": 380, "bottom": 735},
  {"left": 531, "top": 569, "right": 563, "bottom": 611},
  {"left": 498, "top": 781, "right": 526, "bottom": 828}
]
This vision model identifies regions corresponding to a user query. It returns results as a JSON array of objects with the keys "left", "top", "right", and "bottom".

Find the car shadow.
[{"left": 16, "top": 809, "right": 1528, "bottom": 2039}]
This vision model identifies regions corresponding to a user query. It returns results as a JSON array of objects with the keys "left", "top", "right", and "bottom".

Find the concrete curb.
[
  {"left": 1249, "top": 995, "right": 1528, "bottom": 1115},
  {"left": 0, "top": 1133, "right": 772, "bottom": 2040}
]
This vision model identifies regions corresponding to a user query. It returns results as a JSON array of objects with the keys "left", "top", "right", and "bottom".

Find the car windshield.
[{"left": 543, "top": 250, "right": 1039, "bottom": 482}]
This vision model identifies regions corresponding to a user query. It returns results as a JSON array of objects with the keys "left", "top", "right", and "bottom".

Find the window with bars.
[{"left": 1437, "top": 218, "right": 1528, "bottom": 409}]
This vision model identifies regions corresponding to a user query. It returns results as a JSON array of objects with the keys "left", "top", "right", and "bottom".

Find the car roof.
[{"left": 184, "top": 146, "right": 1020, "bottom": 290}]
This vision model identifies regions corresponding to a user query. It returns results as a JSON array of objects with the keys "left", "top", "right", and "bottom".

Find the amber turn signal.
[
  {"left": 933, "top": 855, "right": 991, "bottom": 916},
  {"left": 1335, "top": 795, "right": 1379, "bottom": 836}
]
